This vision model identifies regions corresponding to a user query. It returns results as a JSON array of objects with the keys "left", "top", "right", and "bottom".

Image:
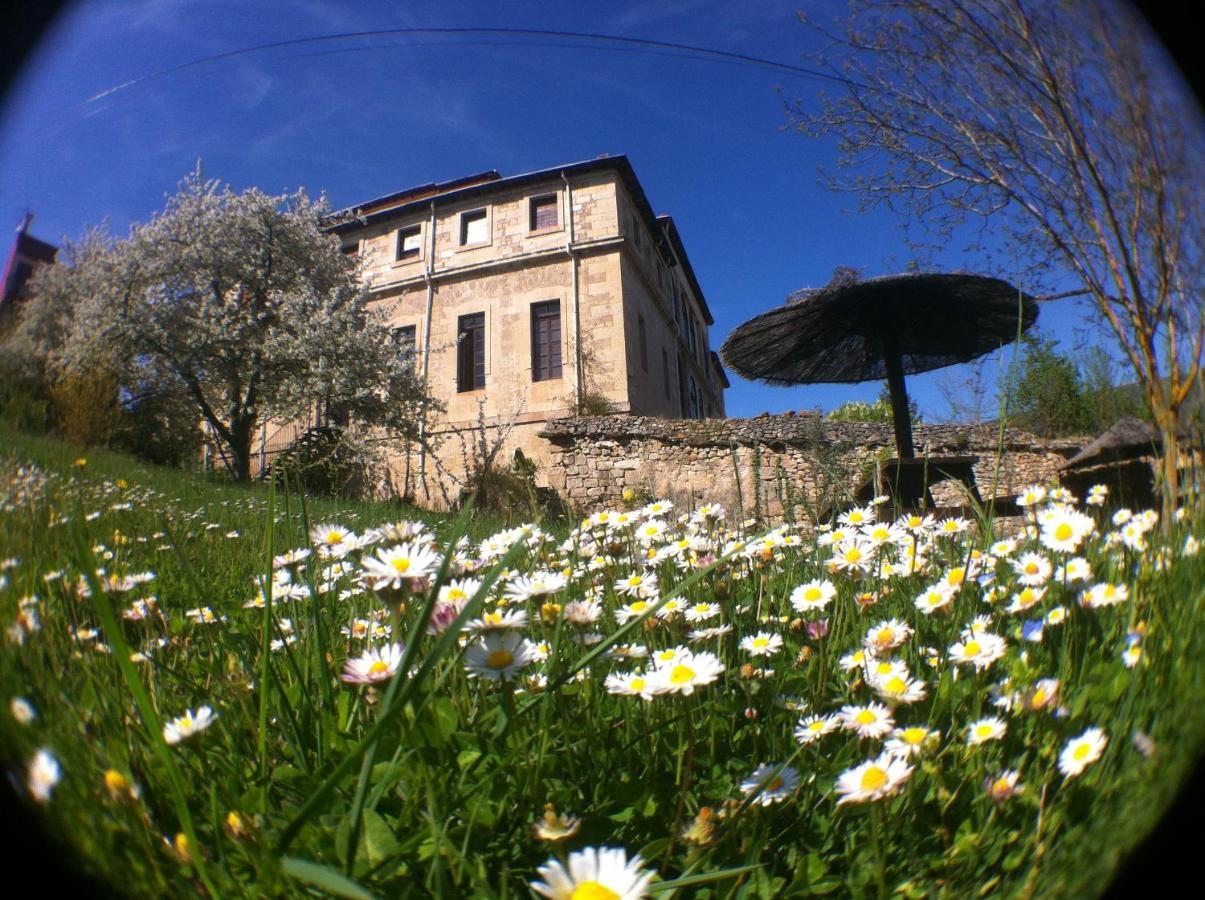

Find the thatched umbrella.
[{"left": 720, "top": 269, "right": 1039, "bottom": 458}]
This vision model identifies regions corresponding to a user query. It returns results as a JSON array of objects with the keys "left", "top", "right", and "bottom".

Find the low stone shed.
[{"left": 538, "top": 414, "right": 1082, "bottom": 520}]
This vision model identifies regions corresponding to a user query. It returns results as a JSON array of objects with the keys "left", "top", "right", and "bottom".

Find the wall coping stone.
[{"left": 539, "top": 414, "right": 1085, "bottom": 456}]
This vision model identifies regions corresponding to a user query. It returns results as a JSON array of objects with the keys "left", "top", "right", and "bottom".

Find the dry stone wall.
[{"left": 539, "top": 414, "right": 1082, "bottom": 520}]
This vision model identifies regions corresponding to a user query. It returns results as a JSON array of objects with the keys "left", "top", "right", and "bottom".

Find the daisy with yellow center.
[
  {"left": 740, "top": 632, "right": 784, "bottom": 657},
  {"left": 948, "top": 631, "right": 1007, "bottom": 671},
  {"left": 604, "top": 671, "right": 663, "bottom": 701},
  {"left": 790, "top": 579, "right": 837, "bottom": 613},
  {"left": 740, "top": 763, "right": 802, "bottom": 806},
  {"left": 870, "top": 671, "right": 927, "bottom": 705},
  {"left": 360, "top": 542, "right": 441, "bottom": 590},
  {"left": 1059, "top": 728, "right": 1107, "bottom": 777},
  {"left": 838, "top": 702, "right": 895, "bottom": 739},
  {"left": 1081, "top": 582, "right": 1129, "bottom": 609},
  {"left": 885, "top": 725, "right": 939, "bottom": 758},
  {"left": 863, "top": 619, "right": 912, "bottom": 653},
  {"left": 162, "top": 706, "right": 218, "bottom": 745},
  {"left": 651, "top": 650, "right": 724, "bottom": 696},
  {"left": 464, "top": 632, "right": 538, "bottom": 682},
  {"left": 966, "top": 717, "right": 1007, "bottom": 746},
  {"left": 985, "top": 770, "right": 1023, "bottom": 802},
  {"left": 1022, "top": 678, "right": 1060, "bottom": 712},
  {"left": 341, "top": 643, "right": 405, "bottom": 685},
  {"left": 530, "top": 846, "right": 655, "bottom": 900},
  {"left": 685, "top": 601, "right": 720, "bottom": 622},
  {"left": 835, "top": 753, "right": 913, "bottom": 805},
  {"left": 795, "top": 713, "right": 839, "bottom": 744}
]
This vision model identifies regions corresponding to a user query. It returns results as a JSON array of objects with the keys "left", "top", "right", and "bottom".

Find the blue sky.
[{"left": 0, "top": 0, "right": 1134, "bottom": 419}]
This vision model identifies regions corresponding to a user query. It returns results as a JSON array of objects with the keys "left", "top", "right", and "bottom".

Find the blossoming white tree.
[{"left": 19, "top": 168, "right": 431, "bottom": 482}]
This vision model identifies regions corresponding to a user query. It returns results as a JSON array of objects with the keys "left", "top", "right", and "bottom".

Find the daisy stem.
[
  {"left": 869, "top": 801, "right": 888, "bottom": 900},
  {"left": 665, "top": 698, "right": 696, "bottom": 868}
]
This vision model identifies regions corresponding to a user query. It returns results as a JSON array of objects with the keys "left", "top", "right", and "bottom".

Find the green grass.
[{"left": 1, "top": 424, "right": 1203, "bottom": 898}]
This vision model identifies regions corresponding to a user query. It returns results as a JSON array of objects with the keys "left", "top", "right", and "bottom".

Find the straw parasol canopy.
[{"left": 720, "top": 268, "right": 1039, "bottom": 457}]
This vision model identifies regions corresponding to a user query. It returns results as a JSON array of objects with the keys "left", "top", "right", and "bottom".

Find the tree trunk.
[
  {"left": 1154, "top": 408, "right": 1180, "bottom": 523},
  {"left": 882, "top": 341, "right": 915, "bottom": 459},
  {"left": 229, "top": 419, "right": 254, "bottom": 483}
]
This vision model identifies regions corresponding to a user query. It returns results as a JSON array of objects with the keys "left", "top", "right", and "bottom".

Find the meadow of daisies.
[{"left": 2, "top": 427, "right": 1204, "bottom": 898}]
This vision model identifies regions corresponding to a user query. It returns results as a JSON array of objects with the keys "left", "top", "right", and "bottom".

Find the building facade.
[
  {"left": 323, "top": 156, "right": 727, "bottom": 506},
  {"left": 0, "top": 213, "right": 57, "bottom": 313}
]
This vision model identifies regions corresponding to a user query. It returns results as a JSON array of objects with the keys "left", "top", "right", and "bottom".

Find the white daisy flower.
[
  {"left": 684, "top": 601, "right": 721, "bottom": 622},
  {"left": 915, "top": 584, "right": 956, "bottom": 615},
  {"left": 985, "top": 770, "right": 1023, "bottom": 802},
  {"left": 740, "top": 764, "right": 801, "bottom": 806},
  {"left": 504, "top": 571, "right": 569, "bottom": 602},
  {"left": 360, "top": 542, "right": 441, "bottom": 591},
  {"left": 966, "top": 717, "right": 1007, "bottom": 746},
  {"left": 837, "top": 702, "right": 895, "bottom": 739},
  {"left": 948, "top": 632, "right": 1008, "bottom": 671},
  {"left": 834, "top": 752, "right": 913, "bottom": 805},
  {"left": 885, "top": 725, "right": 939, "bottom": 758},
  {"left": 790, "top": 579, "right": 837, "bottom": 613},
  {"left": 27, "top": 748, "right": 60, "bottom": 803},
  {"left": 163, "top": 706, "right": 218, "bottom": 745},
  {"left": 795, "top": 714, "right": 839, "bottom": 744},
  {"left": 740, "top": 632, "right": 784, "bottom": 657},
  {"left": 530, "top": 845, "right": 655, "bottom": 899},
  {"left": 1059, "top": 728, "right": 1107, "bottom": 778},
  {"left": 1081, "top": 582, "right": 1129, "bottom": 609},
  {"left": 465, "top": 608, "right": 529, "bottom": 634},
  {"left": 604, "top": 671, "right": 664, "bottom": 701},
  {"left": 869, "top": 670, "right": 928, "bottom": 705},
  {"left": 864, "top": 619, "right": 912, "bottom": 654},
  {"left": 341, "top": 643, "right": 405, "bottom": 684},
  {"left": 650, "top": 650, "right": 724, "bottom": 696},
  {"left": 1013, "top": 552, "right": 1053, "bottom": 587},
  {"left": 463, "top": 632, "right": 539, "bottom": 682}
]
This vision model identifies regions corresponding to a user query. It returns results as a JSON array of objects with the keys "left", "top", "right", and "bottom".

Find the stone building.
[
  {"left": 0, "top": 213, "right": 57, "bottom": 313},
  {"left": 324, "top": 156, "right": 727, "bottom": 506}
]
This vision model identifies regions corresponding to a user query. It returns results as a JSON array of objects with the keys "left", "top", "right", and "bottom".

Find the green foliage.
[
  {"left": 45, "top": 359, "right": 122, "bottom": 447},
  {"left": 827, "top": 384, "right": 919, "bottom": 425},
  {"left": 828, "top": 398, "right": 895, "bottom": 424},
  {"left": 1001, "top": 335, "right": 1150, "bottom": 438},
  {"left": 2, "top": 422, "right": 1203, "bottom": 897},
  {"left": 109, "top": 387, "right": 205, "bottom": 470}
]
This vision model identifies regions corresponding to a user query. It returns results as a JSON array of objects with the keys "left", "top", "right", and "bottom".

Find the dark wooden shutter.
[
  {"left": 458, "top": 313, "right": 485, "bottom": 391},
  {"left": 531, "top": 194, "right": 558, "bottom": 230},
  {"left": 531, "top": 301, "right": 562, "bottom": 381}
]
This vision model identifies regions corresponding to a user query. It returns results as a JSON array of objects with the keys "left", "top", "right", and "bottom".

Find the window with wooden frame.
[
  {"left": 457, "top": 312, "right": 486, "bottom": 392},
  {"left": 393, "top": 324, "right": 417, "bottom": 369},
  {"left": 395, "top": 225, "right": 421, "bottom": 262},
  {"left": 459, "top": 208, "right": 489, "bottom": 246},
  {"left": 530, "top": 300, "right": 562, "bottom": 382},
  {"left": 529, "top": 193, "right": 559, "bottom": 231}
]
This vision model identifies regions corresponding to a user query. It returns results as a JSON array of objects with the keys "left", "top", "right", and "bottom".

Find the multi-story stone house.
[{"left": 322, "top": 155, "right": 727, "bottom": 505}]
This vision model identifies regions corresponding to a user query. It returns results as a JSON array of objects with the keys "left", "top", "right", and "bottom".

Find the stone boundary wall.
[{"left": 539, "top": 414, "right": 1084, "bottom": 519}]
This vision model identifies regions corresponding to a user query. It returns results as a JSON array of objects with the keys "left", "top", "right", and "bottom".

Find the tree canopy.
[{"left": 5, "top": 169, "right": 431, "bottom": 483}]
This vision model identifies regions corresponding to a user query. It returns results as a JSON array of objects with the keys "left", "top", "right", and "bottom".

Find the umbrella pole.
[{"left": 883, "top": 346, "right": 915, "bottom": 459}]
